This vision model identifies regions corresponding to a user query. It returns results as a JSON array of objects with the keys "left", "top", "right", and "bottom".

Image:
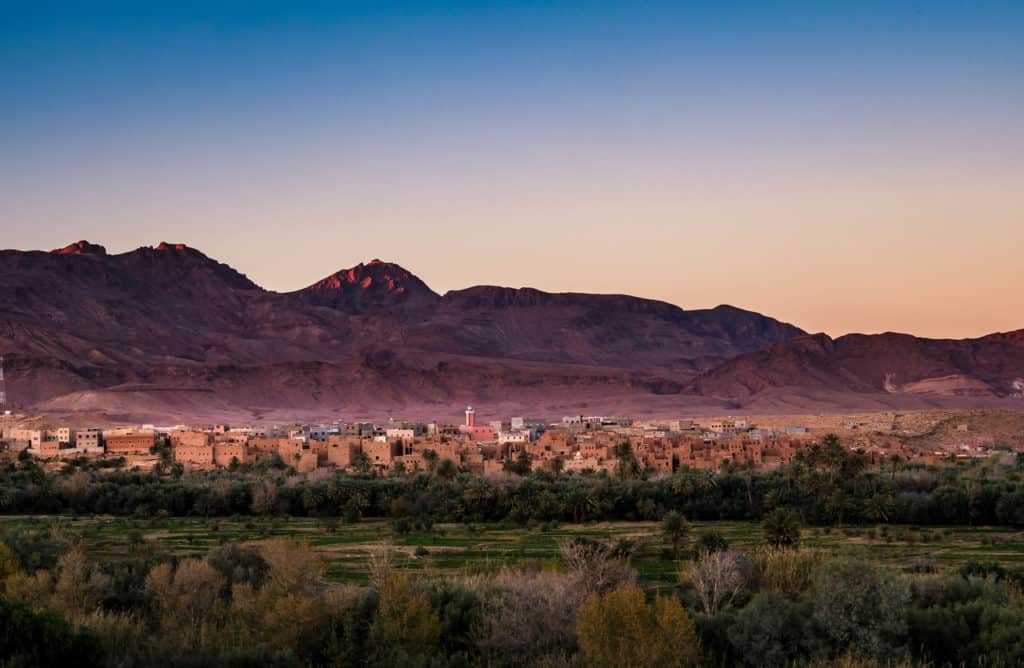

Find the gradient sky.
[{"left": 2, "top": 1, "right": 1022, "bottom": 339}]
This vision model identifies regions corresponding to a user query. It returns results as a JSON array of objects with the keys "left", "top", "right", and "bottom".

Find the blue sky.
[{"left": 2, "top": 1, "right": 1022, "bottom": 337}]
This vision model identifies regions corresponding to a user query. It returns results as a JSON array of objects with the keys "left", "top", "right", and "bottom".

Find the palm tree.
[
  {"left": 435, "top": 458, "right": 458, "bottom": 480},
  {"left": 863, "top": 490, "right": 892, "bottom": 523},
  {"left": 762, "top": 508, "right": 801, "bottom": 548},
  {"left": 662, "top": 510, "right": 690, "bottom": 558},
  {"left": 888, "top": 454, "right": 902, "bottom": 481},
  {"left": 568, "top": 486, "right": 599, "bottom": 524}
]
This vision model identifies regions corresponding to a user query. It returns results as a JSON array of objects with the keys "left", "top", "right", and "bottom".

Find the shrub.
[
  {"left": 207, "top": 542, "right": 269, "bottom": 591},
  {"left": 559, "top": 538, "right": 635, "bottom": 594},
  {"left": 688, "top": 550, "right": 746, "bottom": 616},
  {"left": 695, "top": 530, "right": 729, "bottom": 553},
  {"left": 145, "top": 559, "right": 226, "bottom": 644},
  {"left": 260, "top": 538, "right": 323, "bottom": 598},
  {"left": 811, "top": 558, "right": 911, "bottom": 661},
  {"left": 753, "top": 547, "right": 827, "bottom": 595},
  {"left": 728, "top": 593, "right": 824, "bottom": 666},
  {"left": 0, "top": 594, "right": 104, "bottom": 667},
  {"left": 371, "top": 573, "right": 440, "bottom": 659},
  {"left": 576, "top": 585, "right": 699, "bottom": 667},
  {"left": 471, "top": 570, "right": 587, "bottom": 665}
]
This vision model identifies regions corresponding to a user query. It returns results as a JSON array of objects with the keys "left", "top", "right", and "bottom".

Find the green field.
[{"left": 3, "top": 515, "right": 1023, "bottom": 589}]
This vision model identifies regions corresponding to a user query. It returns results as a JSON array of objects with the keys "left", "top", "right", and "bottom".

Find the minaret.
[
  {"left": 465, "top": 406, "right": 475, "bottom": 428},
  {"left": 0, "top": 355, "right": 6, "bottom": 413}
]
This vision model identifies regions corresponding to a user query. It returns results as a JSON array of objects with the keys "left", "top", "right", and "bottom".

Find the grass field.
[{"left": 2, "top": 515, "right": 1023, "bottom": 589}]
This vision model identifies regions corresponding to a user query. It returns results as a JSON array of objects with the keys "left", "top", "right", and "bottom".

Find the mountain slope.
[
  {"left": 0, "top": 241, "right": 806, "bottom": 421},
  {"left": 684, "top": 331, "right": 1024, "bottom": 408},
  {"left": 4, "top": 241, "right": 1022, "bottom": 422},
  {"left": 413, "top": 287, "right": 804, "bottom": 372}
]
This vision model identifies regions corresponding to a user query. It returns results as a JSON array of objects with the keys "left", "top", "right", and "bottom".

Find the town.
[{"left": 3, "top": 406, "right": 1013, "bottom": 475}]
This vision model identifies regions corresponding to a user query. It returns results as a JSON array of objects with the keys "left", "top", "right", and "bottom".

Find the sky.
[{"left": 1, "top": 1, "right": 1022, "bottom": 339}]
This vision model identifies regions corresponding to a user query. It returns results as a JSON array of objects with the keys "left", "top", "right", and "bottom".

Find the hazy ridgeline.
[{"left": 1, "top": 436, "right": 1024, "bottom": 666}]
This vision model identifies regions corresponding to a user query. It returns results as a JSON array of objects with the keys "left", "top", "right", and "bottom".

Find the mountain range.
[{"left": 1, "top": 241, "right": 1021, "bottom": 423}]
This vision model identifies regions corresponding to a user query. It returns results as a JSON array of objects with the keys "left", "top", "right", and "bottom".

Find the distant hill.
[
  {"left": 683, "top": 331, "right": 1024, "bottom": 412},
  {"left": 0, "top": 241, "right": 806, "bottom": 423}
]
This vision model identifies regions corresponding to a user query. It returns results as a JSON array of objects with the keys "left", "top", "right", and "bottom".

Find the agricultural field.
[{"left": 2, "top": 515, "right": 1022, "bottom": 589}]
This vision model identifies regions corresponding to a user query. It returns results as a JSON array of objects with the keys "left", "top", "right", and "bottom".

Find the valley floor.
[{"left": 4, "top": 515, "right": 1022, "bottom": 590}]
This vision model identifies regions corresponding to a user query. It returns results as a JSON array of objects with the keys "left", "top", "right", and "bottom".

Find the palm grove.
[{"left": 1, "top": 434, "right": 1024, "bottom": 666}]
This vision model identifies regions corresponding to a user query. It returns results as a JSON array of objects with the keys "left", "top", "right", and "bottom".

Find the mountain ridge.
[{"left": 1, "top": 240, "right": 1020, "bottom": 422}]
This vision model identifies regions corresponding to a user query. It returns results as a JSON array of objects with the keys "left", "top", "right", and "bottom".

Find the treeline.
[
  {"left": 2, "top": 524, "right": 1023, "bottom": 666},
  {"left": 2, "top": 436, "right": 1024, "bottom": 527}
]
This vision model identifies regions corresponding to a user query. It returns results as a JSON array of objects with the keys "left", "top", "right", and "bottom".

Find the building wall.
[
  {"left": 4, "top": 429, "right": 42, "bottom": 448},
  {"left": 326, "top": 436, "right": 362, "bottom": 468},
  {"left": 364, "top": 440, "right": 400, "bottom": 468},
  {"left": 104, "top": 432, "right": 156, "bottom": 456},
  {"left": 35, "top": 440, "right": 67, "bottom": 456},
  {"left": 277, "top": 439, "right": 305, "bottom": 466},
  {"left": 170, "top": 431, "right": 212, "bottom": 448},
  {"left": 249, "top": 437, "right": 288, "bottom": 461},
  {"left": 458, "top": 425, "right": 495, "bottom": 441},
  {"left": 173, "top": 444, "right": 214, "bottom": 467},
  {"left": 295, "top": 450, "right": 318, "bottom": 473},
  {"left": 76, "top": 429, "right": 101, "bottom": 450},
  {"left": 385, "top": 428, "right": 415, "bottom": 441},
  {"left": 213, "top": 442, "right": 247, "bottom": 467}
]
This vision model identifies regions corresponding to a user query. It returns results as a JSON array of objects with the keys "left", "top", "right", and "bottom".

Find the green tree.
[
  {"left": 661, "top": 510, "right": 690, "bottom": 558},
  {"left": 812, "top": 558, "right": 911, "bottom": 661},
  {"left": 0, "top": 595, "right": 103, "bottom": 667},
  {"left": 613, "top": 442, "right": 642, "bottom": 481},
  {"left": 351, "top": 451, "right": 374, "bottom": 477},
  {"left": 435, "top": 458, "right": 458, "bottom": 480},
  {"left": 762, "top": 508, "right": 801, "bottom": 548},
  {"left": 567, "top": 486, "right": 599, "bottom": 523},
  {"left": 696, "top": 530, "right": 729, "bottom": 553},
  {"left": 503, "top": 449, "right": 532, "bottom": 476},
  {"left": 728, "top": 592, "right": 824, "bottom": 666}
]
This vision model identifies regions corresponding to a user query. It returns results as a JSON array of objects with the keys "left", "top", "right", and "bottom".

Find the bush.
[
  {"left": 907, "top": 574, "right": 1024, "bottom": 665},
  {"left": 559, "top": 538, "right": 636, "bottom": 594},
  {"left": 3, "top": 528, "right": 70, "bottom": 573},
  {"left": 0, "top": 594, "right": 104, "bottom": 666},
  {"left": 471, "top": 571, "right": 587, "bottom": 666},
  {"left": 576, "top": 585, "right": 699, "bottom": 667},
  {"left": 753, "top": 547, "right": 826, "bottom": 595},
  {"left": 371, "top": 572, "right": 440, "bottom": 659},
  {"left": 429, "top": 582, "right": 483, "bottom": 658},
  {"left": 688, "top": 550, "right": 746, "bottom": 616},
  {"left": 811, "top": 558, "right": 910, "bottom": 661},
  {"left": 695, "top": 530, "right": 729, "bottom": 553},
  {"left": 958, "top": 560, "right": 1009, "bottom": 582},
  {"left": 728, "top": 593, "right": 824, "bottom": 667},
  {"left": 207, "top": 542, "right": 269, "bottom": 591}
]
